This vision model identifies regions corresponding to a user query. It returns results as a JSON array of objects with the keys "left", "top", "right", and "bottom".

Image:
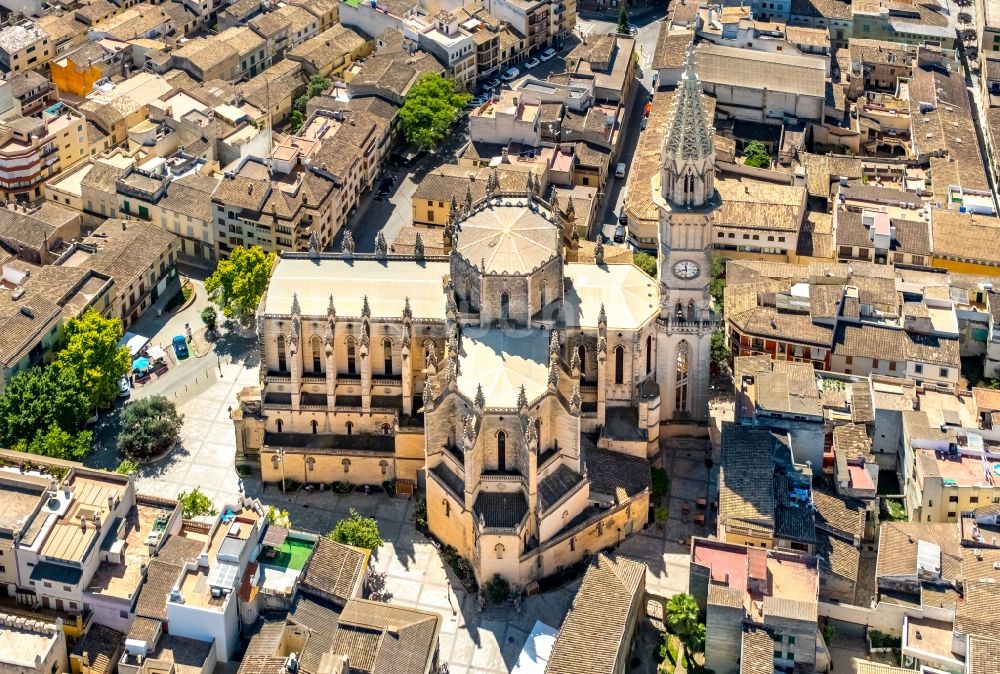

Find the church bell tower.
[{"left": 654, "top": 46, "right": 716, "bottom": 422}]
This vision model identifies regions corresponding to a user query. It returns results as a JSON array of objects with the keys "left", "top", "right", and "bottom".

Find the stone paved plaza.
[{"left": 92, "top": 345, "right": 711, "bottom": 672}]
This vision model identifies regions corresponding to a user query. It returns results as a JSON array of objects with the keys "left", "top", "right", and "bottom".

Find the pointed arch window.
[
  {"left": 614, "top": 345, "right": 625, "bottom": 385},
  {"left": 540, "top": 280, "right": 547, "bottom": 308},
  {"left": 276, "top": 334, "right": 287, "bottom": 372},
  {"left": 646, "top": 334, "right": 653, "bottom": 375},
  {"left": 311, "top": 335, "right": 322, "bottom": 373},
  {"left": 578, "top": 344, "right": 586, "bottom": 376},
  {"left": 500, "top": 291, "right": 510, "bottom": 321},
  {"left": 310, "top": 419, "right": 318, "bottom": 434},
  {"left": 497, "top": 431, "right": 506, "bottom": 471},
  {"left": 346, "top": 336, "right": 356, "bottom": 375},
  {"left": 383, "top": 337, "right": 393, "bottom": 376},
  {"left": 675, "top": 340, "right": 690, "bottom": 412},
  {"left": 346, "top": 420, "right": 353, "bottom": 435}
]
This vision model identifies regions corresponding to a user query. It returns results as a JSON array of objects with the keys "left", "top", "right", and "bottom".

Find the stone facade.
[
  {"left": 654, "top": 48, "right": 718, "bottom": 423},
  {"left": 233, "top": 187, "right": 659, "bottom": 586}
]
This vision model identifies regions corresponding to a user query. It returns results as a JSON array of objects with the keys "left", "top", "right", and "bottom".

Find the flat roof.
[
  {"left": 0, "top": 616, "right": 59, "bottom": 667},
  {"left": 0, "top": 473, "right": 46, "bottom": 534},
  {"left": 87, "top": 502, "right": 172, "bottom": 600},
  {"left": 458, "top": 328, "right": 549, "bottom": 409},
  {"left": 41, "top": 474, "right": 128, "bottom": 563},
  {"left": 905, "top": 617, "right": 959, "bottom": 663},
  {"left": 563, "top": 263, "right": 658, "bottom": 330},
  {"left": 264, "top": 258, "right": 449, "bottom": 319}
]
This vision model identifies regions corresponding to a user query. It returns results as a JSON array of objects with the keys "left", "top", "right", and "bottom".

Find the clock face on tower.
[{"left": 672, "top": 260, "right": 700, "bottom": 279}]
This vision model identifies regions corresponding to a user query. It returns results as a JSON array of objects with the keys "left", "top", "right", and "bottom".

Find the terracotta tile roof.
[
  {"left": 816, "top": 529, "right": 860, "bottom": 582},
  {"left": 583, "top": 444, "right": 651, "bottom": 499},
  {"left": 473, "top": 491, "right": 528, "bottom": 529},
  {"left": 134, "top": 560, "right": 180, "bottom": 621},
  {"left": 739, "top": 625, "right": 774, "bottom": 674},
  {"left": 931, "top": 210, "right": 1000, "bottom": 266},
  {"left": 967, "top": 634, "right": 1000, "bottom": 674},
  {"left": 73, "top": 624, "right": 124, "bottom": 674},
  {"left": 973, "top": 387, "right": 1000, "bottom": 413},
  {"left": 797, "top": 210, "right": 834, "bottom": 259},
  {"left": 546, "top": 554, "right": 645, "bottom": 674},
  {"left": 212, "top": 174, "right": 271, "bottom": 211},
  {"left": 719, "top": 425, "right": 783, "bottom": 533},
  {"left": 299, "top": 537, "right": 367, "bottom": 605},
  {"left": 328, "top": 599, "right": 440, "bottom": 674},
  {"left": 835, "top": 210, "right": 931, "bottom": 256},
  {"left": 652, "top": 26, "right": 691, "bottom": 70},
  {"left": 833, "top": 423, "right": 872, "bottom": 462},
  {"left": 812, "top": 489, "right": 865, "bottom": 540},
  {"left": 238, "top": 623, "right": 285, "bottom": 674},
  {"left": 832, "top": 323, "right": 959, "bottom": 368},
  {"left": 875, "top": 521, "right": 961, "bottom": 582},
  {"left": 956, "top": 580, "right": 1000, "bottom": 640},
  {"left": 127, "top": 616, "right": 161, "bottom": 643},
  {"left": 80, "top": 220, "right": 177, "bottom": 300},
  {"left": 288, "top": 24, "right": 368, "bottom": 70}
]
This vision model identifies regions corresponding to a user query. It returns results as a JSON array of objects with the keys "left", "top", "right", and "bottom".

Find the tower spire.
[{"left": 661, "top": 41, "right": 715, "bottom": 209}]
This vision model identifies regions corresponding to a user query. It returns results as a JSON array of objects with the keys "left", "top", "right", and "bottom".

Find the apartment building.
[
  {"left": 13, "top": 469, "right": 134, "bottom": 614},
  {"left": 50, "top": 39, "right": 130, "bottom": 97},
  {"left": 564, "top": 33, "right": 636, "bottom": 103},
  {"left": 725, "top": 260, "right": 962, "bottom": 389},
  {"left": 286, "top": 23, "right": 372, "bottom": 79},
  {"left": 690, "top": 538, "right": 821, "bottom": 674},
  {"left": 409, "top": 10, "right": 477, "bottom": 85},
  {"left": 469, "top": 90, "right": 541, "bottom": 145},
  {"left": 484, "top": 0, "right": 551, "bottom": 53},
  {"left": 79, "top": 71, "right": 175, "bottom": 146},
  {"left": 0, "top": 104, "right": 88, "bottom": 201},
  {"left": 834, "top": 208, "right": 931, "bottom": 267},
  {"left": 0, "top": 21, "right": 53, "bottom": 74},
  {"left": 0, "top": 611, "right": 68, "bottom": 674},
  {"left": 57, "top": 218, "right": 179, "bottom": 328},
  {"left": 11, "top": 76, "right": 58, "bottom": 124},
  {"left": 165, "top": 505, "right": 264, "bottom": 660}
]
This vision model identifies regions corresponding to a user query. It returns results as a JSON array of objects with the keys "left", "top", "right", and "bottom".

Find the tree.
[
  {"left": 205, "top": 246, "right": 276, "bottom": 323},
  {"left": 178, "top": 488, "right": 217, "bottom": 518},
  {"left": 55, "top": 310, "right": 131, "bottom": 411},
  {"left": 201, "top": 305, "right": 218, "bottom": 332},
  {"left": 115, "top": 458, "right": 139, "bottom": 475},
  {"left": 117, "top": 396, "right": 183, "bottom": 460},
  {"left": 328, "top": 508, "right": 383, "bottom": 550},
  {"left": 709, "top": 254, "right": 727, "bottom": 313},
  {"left": 14, "top": 424, "right": 91, "bottom": 461},
  {"left": 665, "top": 593, "right": 705, "bottom": 667},
  {"left": 0, "top": 365, "right": 89, "bottom": 447},
  {"left": 398, "top": 73, "right": 471, "bottom": 150},
  {"left": 711, "top": 329, "right": 730, "bottom": 365},
  {"left": 483, "top": 574, "right": 511, "bottom": 604},
  {"left": 651, "top": 467, "right": 669, "bottom": 500},
  {"left": 958, "top": 11, "right": 972, "bottom": 23},
  {"left": 617, "top": 5, "right": 631, "bottom": 34},
  {"left": 742, "top": 140, "right": 771, "bottom": 169},
  {"left": 290, "top": 75, "right": 332, "bottom": 130},
  {"left": 266, "top": 505, "right": 291, "bottom": 528},
  {"left": 633, "top": 251, "right": 657, "bottom": 278}
]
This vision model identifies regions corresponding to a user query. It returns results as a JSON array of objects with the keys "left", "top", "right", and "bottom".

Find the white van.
[{"left": 615, "top": 162, "right": 626, "bottom": 178}]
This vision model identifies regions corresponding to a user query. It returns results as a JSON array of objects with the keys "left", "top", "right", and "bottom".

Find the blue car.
[{"left": 172, "top": 335, "right": 189, "bottom": 360}]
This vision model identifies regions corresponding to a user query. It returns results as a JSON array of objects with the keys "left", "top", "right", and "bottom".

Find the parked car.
[
  {"left": 487, "top": 77, "right": 501, "bottom": 89},
  {"left": 118, "top": 376, "right": 131, "bottom": 398},
  {"left": 615, "top": 162, "right": 626, "bottom": 178},
  {"left": 172, "top": 335, "right": 189, "bottom": 360},
  {"left": 524, "top": 57, "right": 540, "bottom": 70},
  {"left": 540, "top": 48, "right": 557, "bottom": 61},
  {"left": 614, "top": 223, "right": 626, "bottom": 243},
  {"left": 501, "top": 67, "right": 520, "bottom": 81},
  {"left": 641, "top": 117, "right": 648, "bottom": 130},
  {"left": 618, "top": 210, "right": 628, "bottom": 225}
]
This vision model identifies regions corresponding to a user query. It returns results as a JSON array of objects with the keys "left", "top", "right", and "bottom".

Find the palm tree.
[{"left": 665, "top": 593, "right": 704, "bottom": 667}]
